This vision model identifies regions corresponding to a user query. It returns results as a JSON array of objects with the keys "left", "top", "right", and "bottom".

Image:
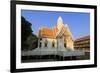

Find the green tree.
[
  {"left": 21, "top": 16, "right": 33, "bottom": 41},
  {"left": 21, "top": 16, "right": 38, "bottom": 50}
]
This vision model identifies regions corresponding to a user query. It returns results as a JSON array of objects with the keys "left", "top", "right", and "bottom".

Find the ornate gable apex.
[
  {"left": 57, "top": 16, "right": 63, "bottom": 25},
  {"left": 57, "top": 16, "right": 64, "bottom": 30},
  {"left": 64, "top": 24, "right": 73, "bottom": 40},
  {"left": 56, "top": 17, "right": 73, "bottom": 40}
]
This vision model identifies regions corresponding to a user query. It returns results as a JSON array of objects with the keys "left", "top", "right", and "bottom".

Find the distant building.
[
  {"left": 74, "top": 35, "right": 90, "bottom": 52},
  {"left": 38, "top": 16, "right": 74, "bottom": 50}
]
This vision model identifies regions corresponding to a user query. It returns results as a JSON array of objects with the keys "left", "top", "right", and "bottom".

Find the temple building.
[
  {"left": 38, "top": 16, "right": 74, "bottom": 50},
  {"left": 22, "top": 16, "right": 85, "bottom": 60}
]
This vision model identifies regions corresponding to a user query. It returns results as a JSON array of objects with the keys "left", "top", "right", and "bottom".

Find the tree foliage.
[
  {"left": 21, "top": 16, "right": 33, "bottom": 42},
  {"left": 21, "top": 16, "right": 38, "bottom": 50}
]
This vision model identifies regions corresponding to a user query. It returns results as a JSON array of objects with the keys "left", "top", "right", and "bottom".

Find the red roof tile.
[{"left": 39, "top": 27, "right": 59, "bottom": 38}]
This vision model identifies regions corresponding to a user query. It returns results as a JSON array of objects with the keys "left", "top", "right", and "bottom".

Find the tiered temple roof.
[
  {"left": 39, "top": 16, "right": 73, "bottom": 40},
  {"left": 39, "top": 27, "right": 59, "bottom": 38}
]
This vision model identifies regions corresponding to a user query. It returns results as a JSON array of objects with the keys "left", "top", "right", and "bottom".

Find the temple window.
[
  {"left": 39, "top": 42, "right": 42, "bottom": 48},
  {"left": 64, "top": 39, "right": 67, "bottom": 48},
  {"left": 44, "top": 40, "right": 48, "bottom": 47},
  {"left": 40, "top": 38, "right": 42, "bottom": 41},
  {"left": 64, "top": 43, "right": 66, "bottom": 48},
  {"left": 52, "top": 41, "right": 55, "bottom": 48}
]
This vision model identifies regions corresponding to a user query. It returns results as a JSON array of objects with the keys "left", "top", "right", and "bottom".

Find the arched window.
[
  {"left": 39, "top": 42, "right": 42, "bottom": 48},
  {"left": 64, "top": 43, "right": 66, "bottom": 48},
  {"left": 64, "top": 39, "right": 67, "bottom": 48},
  {"left": 52, "top": 41, "right": 55, "bottom": 48},
  {"left": 44, "top": 40, "right": 48, "bottom": 47},
  {"left": 40, "top": 38, "right": 42, "bottom": 41}
]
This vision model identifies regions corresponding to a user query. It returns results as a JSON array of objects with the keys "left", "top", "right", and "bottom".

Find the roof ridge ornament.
[{"left": 57, "top": 16, "right": 63, "bottom": 25}]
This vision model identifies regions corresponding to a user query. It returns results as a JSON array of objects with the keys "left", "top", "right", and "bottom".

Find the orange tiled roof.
[
  {"left": 75, "top": 35, "right": 90, "bottom": 42},
  {"left": 39, "top": 27, "right": 59, "bottom": 38}
]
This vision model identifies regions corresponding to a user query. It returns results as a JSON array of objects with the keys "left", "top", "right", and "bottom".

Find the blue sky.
[{"left": 21, "top": 10, "right": 90, "bottom": 40}]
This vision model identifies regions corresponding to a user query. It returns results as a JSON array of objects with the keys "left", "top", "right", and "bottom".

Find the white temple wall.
[
  {"left": 39, "top": 38, "right": 57, "bottom": 49},
  {"left": 66, "top": 37, "right": 74, "bottom": 50},
  {"left": 57, "top": 37, "right": 64, "bottom": 49}
]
